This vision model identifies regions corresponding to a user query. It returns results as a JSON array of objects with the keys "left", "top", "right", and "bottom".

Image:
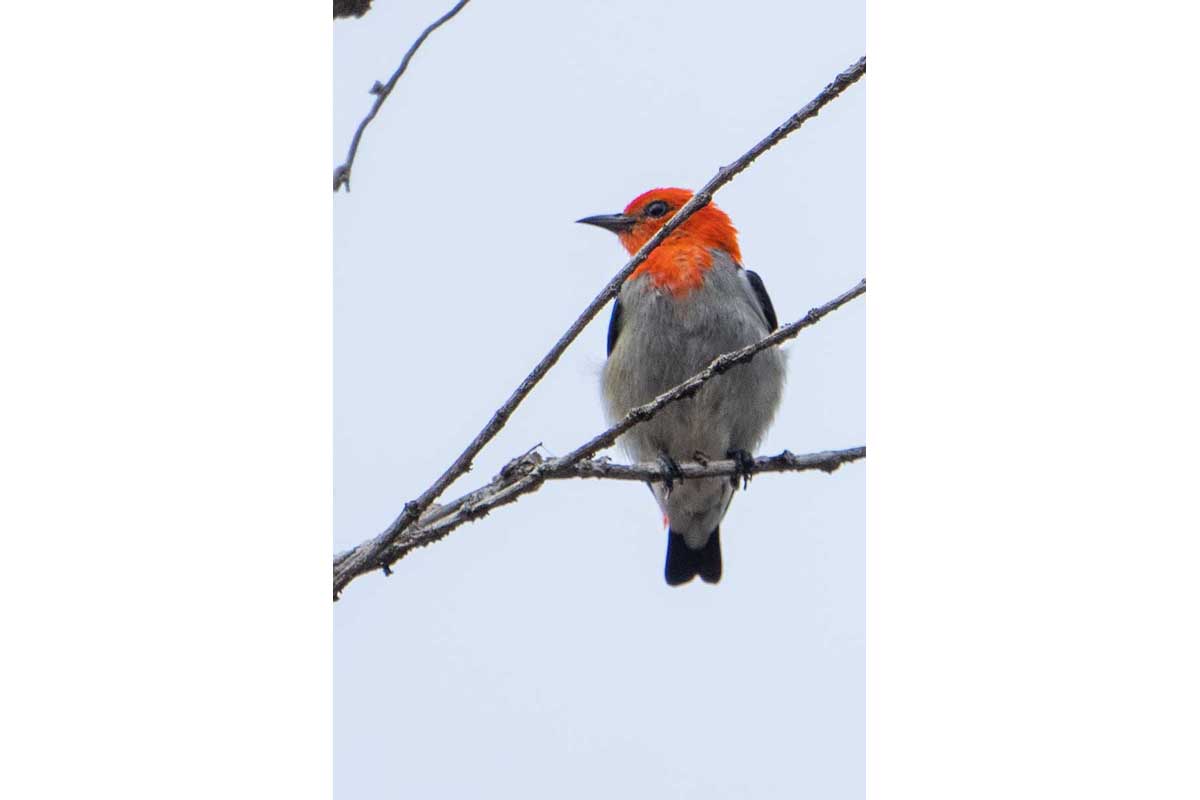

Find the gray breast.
[{"left": 601, "top": 251, "right": 786, "bottom": 465}]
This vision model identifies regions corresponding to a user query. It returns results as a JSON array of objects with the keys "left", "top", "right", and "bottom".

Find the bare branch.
[
  {"left": 331, "top": 58, "right": 867, "bottom": 595},
  {"left": 334, "top": 278, "right": 865, "bottom": 595},
  {"left": 333, "top": 0, "right": 474, "bottom": 191},
  {"left": 336, "top": 445, "right": 864, "bottom": 584},
  {"left": 334, "top": 0, "right": 372, "bottom": 19},
  {"left": 555, "top": 448, "right": 865, "bottom": 482}
]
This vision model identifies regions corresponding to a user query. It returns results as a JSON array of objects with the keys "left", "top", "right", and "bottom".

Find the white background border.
[
  {"left": 3, "top": 2, "right": 331, "bottom": 797},
  {"left": 869, "top": 1, "right": 1199, "bottom": 795}
]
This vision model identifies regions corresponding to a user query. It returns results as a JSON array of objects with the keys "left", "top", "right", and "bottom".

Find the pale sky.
[{"left": 334, "top": 1, "right": 865, "bottom": 797}]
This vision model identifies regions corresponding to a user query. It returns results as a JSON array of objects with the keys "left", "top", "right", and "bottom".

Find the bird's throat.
[{"left": 631, "top": 245, "right": 714, "bottom": 297}]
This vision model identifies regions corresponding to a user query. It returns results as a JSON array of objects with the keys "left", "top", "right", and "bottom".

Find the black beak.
[{"left": 576, "top": 213, "right": 636, "bottom": 234}]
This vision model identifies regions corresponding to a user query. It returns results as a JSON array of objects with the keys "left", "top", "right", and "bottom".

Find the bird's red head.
[
  {"left": 577, "top": 188, "right": 742, "bottom": 295},
  {"left": 614, "top": 188, "right": 741, "bottom": 262}
]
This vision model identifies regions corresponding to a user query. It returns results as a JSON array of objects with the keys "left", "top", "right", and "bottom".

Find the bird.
[{"left": 578, "top": 188, "right": 785, "bottom": 586}]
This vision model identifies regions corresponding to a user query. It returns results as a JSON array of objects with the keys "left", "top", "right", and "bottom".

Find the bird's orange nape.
[{"left": 617, "top": 188, "right": 743, "bottom": 297}]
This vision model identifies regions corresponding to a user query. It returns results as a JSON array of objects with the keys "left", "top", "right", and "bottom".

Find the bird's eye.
[{"left": 644, "top": 200, "right": 670, "bottom": 219}]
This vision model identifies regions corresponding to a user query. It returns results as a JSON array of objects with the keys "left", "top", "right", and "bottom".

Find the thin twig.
[
  {"left": 331, "top": 58, "right": 867, "bottom": 595},
  {"left": 557, "top": 279, "right": 866, "bottom": 468},
  {"left": 333, "top": 0, "right": 474, "bottom": 191},
  {"left": 334, "top": 278, "right": 865, "bottom": 595}
]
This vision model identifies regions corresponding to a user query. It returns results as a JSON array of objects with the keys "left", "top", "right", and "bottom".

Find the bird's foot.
[
  {"left": 657, "top": 453, "right": 684, "bottom": 496},
  {"left": 726, "top": 449, "right": 756, "bottom": 490}
]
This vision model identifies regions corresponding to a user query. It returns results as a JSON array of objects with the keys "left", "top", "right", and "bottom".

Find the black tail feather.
[
  {"left": 664, "top": 528, "right": 722, "bottom": 586},
  {"left": 697, "top": 528, "right": 722, "bottom": 584}
]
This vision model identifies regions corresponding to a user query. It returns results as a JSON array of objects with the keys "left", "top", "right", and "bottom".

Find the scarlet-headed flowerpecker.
[{"left": 578, "top": 188, "right": 785, "bottom": 586}]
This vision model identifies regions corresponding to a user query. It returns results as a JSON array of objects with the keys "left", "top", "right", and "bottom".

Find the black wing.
[
  {"left": 606, "top": 296, "right": 623, "bottom": 357},
  {"left": 745, "top": 270, "right": 778, "bottom": 331}
]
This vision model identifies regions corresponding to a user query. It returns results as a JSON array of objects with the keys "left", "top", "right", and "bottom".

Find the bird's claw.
[
  {"left": 657, "top": 453, "right": 684, "bottom": 495},
  {"left": 727, "top": 449, "right": 756, "bottom": 490}
]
